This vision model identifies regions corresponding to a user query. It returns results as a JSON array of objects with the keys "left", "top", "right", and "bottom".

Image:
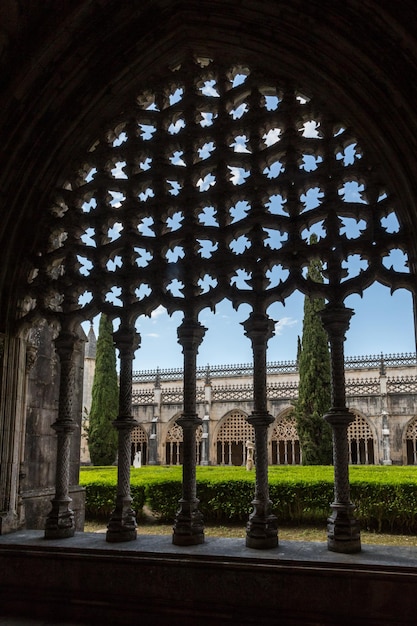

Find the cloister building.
[
  {"left": 2, "top": 2, "right": 417, "bottom": 624},
  {"left": 127, "top": 353, "right": 417, "bottom": 467}
]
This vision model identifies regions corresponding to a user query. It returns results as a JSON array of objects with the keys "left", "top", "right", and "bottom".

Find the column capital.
[
  {"left": 113, "top": 325, "right": 141, "bottom": 357},
  {"left": 242, "top": 312, "right": 276, "bottom": 345},
  {"left": 247, "top": 410, "right": 275, "bottom": 427},
  {"left": 323, "top": 408, "right": 355, "bottom": 427},
  {"left": 318, "top": 304, "right": 354, "bottom": 340},
  {"left": 54, "top": 329, "right": 79, "bottom": 359},
  {"left": 177, "top": 318, "right": 207, "bottom": 352}
]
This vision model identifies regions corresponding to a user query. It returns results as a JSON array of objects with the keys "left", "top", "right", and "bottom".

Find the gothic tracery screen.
[
  {"left": 271, "top": 413, "right": 301, "bottom": 465},
  {"left": 165, "top": 421, "right": 203, "bottom": 465},
  {"left": 406, "top": 417, "right": 417, "bottom": 464},
  {"left": 216, "top": 410, "right": 254, "bottom": 465},
  {"left": 347, "top": 414, "right": 375, "bottom": 464},
  {"left": 21, "top": 55, "right": 410, "bottom": 328}
]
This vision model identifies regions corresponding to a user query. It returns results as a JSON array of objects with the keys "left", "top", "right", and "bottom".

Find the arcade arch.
[
  {"left": 165, "top": 416, "right": 203, "bottom": 465},
  {"left": 347, "top": 412, "right": 377, "bottom": 465},
  {"left": 130, "top": 425, "right": 148, "bottom": 465},
  {"left": 16, "top": 52, "right": 413, "bottom": 550},
  {"left": 214, "top": 409, "right": 254, "bottom": 466},
  {"left": 405, "top": 416, "right": 417, "bottom": 465}
]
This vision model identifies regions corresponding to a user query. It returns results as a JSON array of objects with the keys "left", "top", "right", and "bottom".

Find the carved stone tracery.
[
  {"left": 21, "top": 58, "right": 409, "bottom": 326},
  {"left": 18, "top": 55, "right": 411, "bottom": 550}
]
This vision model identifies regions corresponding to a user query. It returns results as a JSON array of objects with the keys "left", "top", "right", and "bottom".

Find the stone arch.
[
  {"left": 17, "top": 55, "right": 411, "bottom": 334},
  {"left": 5, "top": 26, "right": 415, "bottom": 550},
  {"left": 347, "top": 411, "right": 377, "bottom": 465},
  {"left": 213, "top": 409, "right": 254, "bottom": 466},
  {"left": 3, "top": 4, "right": 417, "bottom": 318},
  {"left": 16, "top": 53, "right": 412, "bottom": 484},
  {"left": 404, "top": 415, "right": 417, "bottom": 465},
  {"left": 271, "top": 409, "right": 301, "bottom": 465},
  {"left": 130, "top": 425, "right": 148, "bottom": 466}
]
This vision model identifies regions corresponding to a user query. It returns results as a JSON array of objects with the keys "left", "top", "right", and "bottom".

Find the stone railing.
[
  {"left": 345, "top": 377, "right": 380, "bottom": 395},
  {"left": 267, "top": 381, "right": 299, "bottom": 400},
  {"left": 387, "top": 376, "right": 417, "bottom": 394},
  {"left": 212, "top": 384, "right": 254, "bottom": 402},
  {"left": 131, "top": 389, "right": 154, "bottom": 403},
  {"left": 344, "top": 352, "right": 417, "bottom": 369},
  {"left": 132, "top": 352, "right": 417, "bottom": 383},
  {"left": 132, "top": 375, "right": 417, "bottom": 405}
]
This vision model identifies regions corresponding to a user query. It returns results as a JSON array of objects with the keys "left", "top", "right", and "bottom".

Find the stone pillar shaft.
[
  {"left": 45, "top": 330, "right": 77, "bottom": 539},
  {"left": 243, "top": 313, "right": 278, "bottom": 549},
  {"left": 106, "top": 326, "right": 140, "bottom": 543},
  {"left": 319, "top": 305, "right": 361, "bottom": 553},
  {"left": 172, "top": 318, "right": 206, "bottom": 546}
]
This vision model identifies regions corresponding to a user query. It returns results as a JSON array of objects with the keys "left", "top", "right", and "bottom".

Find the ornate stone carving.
[
  {"left": 173, "top": 318, "right": 206, "bottom": 546},
  {"left": 44, "top": 329, "right": 78, "bottom": 539},
  {"left": 243, "top": 313, "right": 278, "bottom": 549},
  {"left": 18, "top": 56, "right": 410, "bottom": 548},
  {"left": 106, "top": 325, "right": 140, "bottom": 543}
]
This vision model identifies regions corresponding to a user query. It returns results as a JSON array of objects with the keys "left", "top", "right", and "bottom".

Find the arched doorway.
[
  {"left": 130, "top": 425, "right": 148, "bottom": 465},
  {"left": 165, "top": 419, "right": 203, "bottom": 465},
  {"left": 347, "top": 413, "right": 376, "bottom": 465},
  {"left": 215, "top": 410, "right": 254, "bottom": 466},
  {"left": 405, "top": 416, "right": 417, "bottom": 464}
]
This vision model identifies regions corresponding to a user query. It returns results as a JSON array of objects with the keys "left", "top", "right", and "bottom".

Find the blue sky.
[
  {"left": 131, "top": 286, "right": 415, "bottom": 370},
  {"left": 83, "top": 283, "right": 415, "bottom": 371}
]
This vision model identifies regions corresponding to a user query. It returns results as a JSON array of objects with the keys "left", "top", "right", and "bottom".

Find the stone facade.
[
  {"left": 130, "top": 354, "right": 417, "bottom": 466},
  {"left": 80, "top": 324, "right": 96, "bottom": 464}
]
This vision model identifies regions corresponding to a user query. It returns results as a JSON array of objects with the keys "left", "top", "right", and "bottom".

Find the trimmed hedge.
[
  {"left": 80, "top": 465, "right": 417, "bottom": 532},
  {"left": 80, "top": 467, "right": 147, "bottom": 519}
]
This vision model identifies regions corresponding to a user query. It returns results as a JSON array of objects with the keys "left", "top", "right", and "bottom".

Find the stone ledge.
[{"left": 1, "top": 531, "right": 417, "bottom": 625}]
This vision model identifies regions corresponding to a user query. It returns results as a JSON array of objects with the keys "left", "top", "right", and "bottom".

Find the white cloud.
[
  {"left": 275, "top": 316, "right": 298, "bottom": 335},
  {"left": 146, "top": 332, "right": 160, "bottom": 338},
  {"left": 302, "top": 121, "right": 320, "bottom": 138},
  {"left": 151, "top": 305, "right": 167, "bottom": 320},
  {"left": 263, "top": 128, "right": 281, "bottom": 146}
]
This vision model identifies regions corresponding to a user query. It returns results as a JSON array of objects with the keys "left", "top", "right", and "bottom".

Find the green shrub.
[
  {"left": 80, "top": 465, "right": 417, "bottom": 532},
  {"left": 80, "top": 467, "right": 146, "bottom": 519}
]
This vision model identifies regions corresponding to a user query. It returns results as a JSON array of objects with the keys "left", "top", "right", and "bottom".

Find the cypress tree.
[
  {"left": 294, "top": 238, "right": 333, "bottom": 464},
  {"left": 87, "top": 314, "right": 119, "bottom": 465}
]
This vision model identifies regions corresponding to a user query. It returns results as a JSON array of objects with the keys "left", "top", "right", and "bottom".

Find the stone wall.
[
  {"left": 22, "top": 323, "right": 85, "bottom": 531},
  {"left": 131, "top": 356, "right": 417, "bottom": 465}
]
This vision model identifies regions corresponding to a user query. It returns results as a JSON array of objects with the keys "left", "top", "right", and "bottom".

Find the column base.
[
  {"left": 172, "top": 530, "right": 205, "bottom": 546},
  {"left": 172, "top": 500, "right": 204, "bottom": 546},
  {"left": 327, "top": 504, "right": 361, "bottom": 554},
  {"left": 44, "top": 500, "right": 75, "bottom": 539},
  {"left": 106, "top": 498, "right": 137, "bottom": 543},
  {"left": 246, "top": 512, "right": 278, "bottom": 550},
  {"left": 106, "top": 527, "right": 137, "bottom": 543}
]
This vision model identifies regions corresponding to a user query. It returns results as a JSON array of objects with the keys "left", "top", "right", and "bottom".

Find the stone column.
[
  {"left": 319, "top": 304, "right": 361, "bottom": 553},
  {"left": 201, "top": 414, "right": 210, "bottom": 466},
  {"left": 106, "top": 326, "right": 140, "bottom": 543},
  {"left": 242, "top": 312, "right": 278, "bottom": 549},
  {"left": 148, "top": 416, "right": 159, "bottom": 465},
  {"left": 201, "top": 367, "right": 211, "bottom": 466},
  {"left": 381, "top": 411, "right": 392, "bottom": 465},
  {"left": 45, "top": 329, "right": 78, "bottom": 539},
  {"left": 148, "top": 371, "right": 161, "bottom": 465},
  {"left": 172, "top": 318, "right": 206, "bottom": 546}
]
